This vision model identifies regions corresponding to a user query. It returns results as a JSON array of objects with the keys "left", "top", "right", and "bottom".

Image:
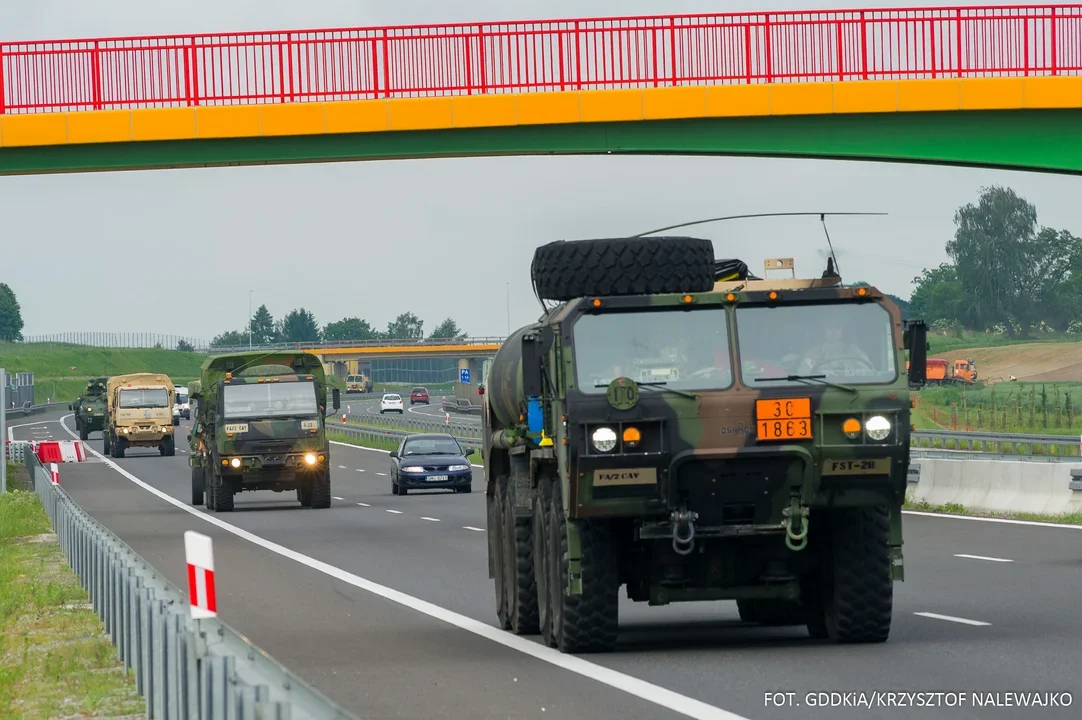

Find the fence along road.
[{"left": 17, "top": 451, "right": 357, "bottom": 720}]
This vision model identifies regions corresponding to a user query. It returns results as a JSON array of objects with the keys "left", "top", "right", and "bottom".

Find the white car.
[{"left": 380, "top": 393, "right": 404, "bottom": 414}]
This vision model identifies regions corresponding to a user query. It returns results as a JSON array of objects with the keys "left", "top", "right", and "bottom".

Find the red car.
[{"left": 409, "top": 387, "right": 430, "bottom": 405}]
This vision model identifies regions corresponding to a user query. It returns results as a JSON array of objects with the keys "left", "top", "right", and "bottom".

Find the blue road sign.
[{"left": 460, "top": 368, "right": 471, "bottom": 384}]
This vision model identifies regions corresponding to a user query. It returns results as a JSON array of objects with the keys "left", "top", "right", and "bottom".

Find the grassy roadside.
[
  {"left": 328, "top": 430, "right": 483, "bottom": 465},
  {"left": 1, "top": 462, "right": 145, "bottom": 719},
  {"left": 903, "top": 495, "right": 1082, "bottom": 526}
]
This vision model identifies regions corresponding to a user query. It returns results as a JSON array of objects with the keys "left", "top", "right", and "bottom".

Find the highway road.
[
  {"left": 8, "top": 409, "right": 1082, "bottom": 719},
  {"left": 344, "top": 391, "right": 481, "bottom": 426}
]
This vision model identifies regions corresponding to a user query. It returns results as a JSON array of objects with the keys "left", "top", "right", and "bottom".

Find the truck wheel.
[
  {"left": 113, "top": 437, "right": 126, "bottom": 459},
  {"left": 532, "top": 475, "right": 555, "bottom": 646},
  {"left": 491, "top": 477, "right": 512, "bottom": 629},
  {"left": 79, "top": 425, "right": 89, "bottom": 441},
  {"left": 206, "top": 466, "right": 217, "bottom": 511},
  {"left": 820, "top": 506, "right": 893, "bottom": 643},
  {"left": 162, "top": 435, "right": 176, "bottom": 457},
  {"left": 501, "top": 479, "right": 539, "bottom": 635},
  {"left": 530, "top": 236, "right": 716, "bottom": 302},
  {"left": 214, "top": 472, "right": 234, "bottom": 512},
  {"left": 310, "top": 467, "right": 331, "bottom": 509},
  {"left": 736, "top": 599, "right": 759, "bottom": 623},
  {"left": 548, "top": 482, "right": 619, "bottom": 653},
  {"left": 191, "top": 467, "right": 205, "bottom": 506},
  {"left": 298, "top": 485, "right": 313, "bottom": 507}
]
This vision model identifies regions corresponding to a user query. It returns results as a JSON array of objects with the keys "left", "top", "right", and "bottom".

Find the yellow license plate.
[{"left": 756, "top": 398, "right": 812, "bottom": 441}]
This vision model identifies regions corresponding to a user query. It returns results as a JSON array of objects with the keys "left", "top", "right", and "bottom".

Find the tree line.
[
  {"left": 207, "top": 307, "right": 467, "bottom": 348},
  {"left": 909, "top": 185, "right": 1082, "bottom": 336}
]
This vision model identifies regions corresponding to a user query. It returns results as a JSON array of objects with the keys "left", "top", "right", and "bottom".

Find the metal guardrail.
[
  {"left": 326, "top": 420, "right": 481, "bottom": 453},
  {"left": 341, "top": 409, "right": 479, "bottom": 437},
  {"left": 911, "top": 429, "right": 1081, "bottom": 457},
  {"left": 209, "top": 337, "right": 506, "bottom": 354},
  {"left": 22, "top": 453, "right": 359, "bottom": 720},
  {"left": 5, "top": 401, "right": 70, "bottom": 417}
]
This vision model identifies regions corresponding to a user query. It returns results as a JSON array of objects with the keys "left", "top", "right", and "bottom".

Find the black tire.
[
  {"left": 533, "top": 476, "right": 555, "bottom": 647},
  {"left": 501, "top": 480, "right": 540, "bottom": 635},
  {"left": 310, "top": 467, "right": 331, "bottom": 509},
  {"left": 736, "top": 599, "right": 759, "bottom": 623},
  {"left": 191, "top": 467, "right": 205, "bottom": 506},
  {"left": 102, "top": 433, "right": 111, "bottom": 456},
  {"left": 214, "top": 471, "right": 234, "bottom": 512},
  {"left": 491, "top": 476, "right": 511, "bottom": 630},
  {"left": 298, "top": 485, "right": 313, "bottom": 507},
  {"left": 530, "top": 236, "right": 716, "bottom": 302},
  {"left": 79, "top": 425, "right": 89, "bottom": 441},
  {"left": 391, "top": 479, "right": 400, "bottom": 495},
  {"left": 821, "top": 506, "right": 893, "bottom": 643},
  {"left": 548, "top": 482, "right": 619, "bottom": 653},
  {"left": 206, "top": 466, "right": 217, "bottom": 511},
  {"left": 163, "top": 435, "right": 176, "bottom": 457},
  {"left": 113, "top": 437, "right": 125, "bottom": 459}
]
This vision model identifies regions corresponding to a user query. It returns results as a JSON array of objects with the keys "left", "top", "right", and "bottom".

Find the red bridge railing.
[{"left": 2, "top": 4, "right": 1082, "bottom": 114}]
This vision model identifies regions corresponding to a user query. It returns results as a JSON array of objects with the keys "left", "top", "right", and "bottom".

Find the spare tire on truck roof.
[{"left": 529, "top": 236, "right": 716, "bottom": 302}]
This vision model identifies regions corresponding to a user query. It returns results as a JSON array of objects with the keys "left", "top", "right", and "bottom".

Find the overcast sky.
[{"left": 3, "top": 0, "right": 1080, "bottom": 342}]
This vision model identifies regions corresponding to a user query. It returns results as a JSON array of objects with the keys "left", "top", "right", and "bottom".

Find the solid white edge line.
[
  {"left": 385, "top": 509, "right": 403, "bottom": 514},
  {"left": 421, "top": 517, "right": 440, "bottom": 522},
  {"left": 7, "top": 419, "right": 58, "bottom": 441},
  {"left": 954, "top": 554, "right": 1013, "bottom": 563},
  {"left": 902, "top": 510, "right": 1082, "bottom": 530},
  {"left": 463, "top": 526, "right": 485, "bottom": 532},
  {"left": 58, "top": 415, "right": 747, "bottom": 720},
  {"left": 914, "top": 612, "right": 991, "bottom": 627}
]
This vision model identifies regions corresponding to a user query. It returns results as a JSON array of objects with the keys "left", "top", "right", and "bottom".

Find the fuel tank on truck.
[{"left": 487, "top": 322, "right": 544, "bottom": 429}]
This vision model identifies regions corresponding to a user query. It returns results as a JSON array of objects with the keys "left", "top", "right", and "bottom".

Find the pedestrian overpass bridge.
[{"left": 1, "top": 4, "right": 1081, "bottom": 176}]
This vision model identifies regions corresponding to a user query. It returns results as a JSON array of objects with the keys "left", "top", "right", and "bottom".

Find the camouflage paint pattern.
[
  {"left": 188, "top": 351, "right": 332, "bottom": 486},
  {"left": 72, "top": 376, "right": 109, "bottom": 433},
  {"left": 105, "top": 373, "right": 176, "bottom": 447},
  {"left": 483, "top": 278, "right": 917, "bottom": 597}
]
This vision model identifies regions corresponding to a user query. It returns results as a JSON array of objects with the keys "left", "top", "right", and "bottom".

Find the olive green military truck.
[
  {"left": 70, "top": 376, "right": 108, "bottom": 440},
  {"left": 482, "top": 236, "right": 928, "bottom": 654},
  {"left": 187, "top": 351, "right": 341, "bottom": 512},
  {"left": 103, "top": 373, "right": 177, "bottom": 458}
]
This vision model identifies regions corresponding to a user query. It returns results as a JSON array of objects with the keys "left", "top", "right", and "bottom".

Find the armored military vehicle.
[
  {"left": 481, "top": 236, "right": 928, "bottom": 653},
  {"left": 71, "top": 376, "right": 108, "bottom": 440},
  {"left": 187, "top": 351, "right": 341, "bottom": 511},
  {"left": 103, "top": 373, "right": 177, "bottom": 458}
]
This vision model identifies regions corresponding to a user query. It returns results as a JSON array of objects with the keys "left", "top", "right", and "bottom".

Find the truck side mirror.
[
  {"left": 521, "top": 334, "right": 542, "bottom": 398},
  {"left": 332, "top": 388, "right": 341, "bottom": 411},
  {"left": 906, "top": 319, "right": 928, "bottom": 389}
]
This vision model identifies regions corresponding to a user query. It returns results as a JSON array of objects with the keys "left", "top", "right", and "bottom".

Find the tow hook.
[
  {"left": 782, "top": 497, "right": 810, "bottom": 551},
  {"left": 670, "top": 505, "right": 699, "bottom": 556}
]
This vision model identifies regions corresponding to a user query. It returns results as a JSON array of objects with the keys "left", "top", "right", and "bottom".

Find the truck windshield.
[
  {"left": 118, "top": 388, "right": 169, "bottom": 408},
  {"left": 176, "top": 393, "right": 188, "bottom": 404},
  {"left": 735, "top": 301, "right": 897, "bottom": 387},
  {"left": 222, "top": 381, "right": 319, "bottom": 419},
  {"left": 572, "top": 307, "right": 732, "bottom": 393}
]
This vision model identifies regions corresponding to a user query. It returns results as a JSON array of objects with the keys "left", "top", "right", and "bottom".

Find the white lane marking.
[
  {"left": 954, "top": 553, "right": 1013, "bottom": 563},
  {"left": 338, "top": 465, "right": 348, "bottom": 469},
  {"left": 463, "top": 526, "right": 485, "bottom": 532},
  {"left": 61, "top": 415, "right": 747, "bottom": 720},
  {"left": 357, "top": 502, "right": 371, "bottom": 507},
  {"left": 385, "top": 509, "right": 403, "bottom": 514},
  {"left": 914, "top": 612, "right": 990, "bottom": 627},
  {"left": 7, "top": 419, "right": 58, "bottom": 441},
  {"left": 375, "top": 472, "right": 387, "bottom": 476},
  {"left": 903, "top": 510, "right": 1082, "bottom": 530},
  {"left": 356, "top": 468, "right": 366, "bottom": 472},
  {"left": 421, "top": 516, "right": 440, "bottom": 522},
  {"left": 332, "top": 496, "right": 345, "bottom": 501}
]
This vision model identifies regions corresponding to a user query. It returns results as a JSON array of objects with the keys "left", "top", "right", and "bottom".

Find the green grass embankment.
[
  {"left": 914, "top": 381, "right": 1082, "bottom": 435},
  {"left": 1, "top": 462, "right": 145, "bottom": 719},
  {"left": 0, "top": 342, "right": 206, "bottom": 402}
]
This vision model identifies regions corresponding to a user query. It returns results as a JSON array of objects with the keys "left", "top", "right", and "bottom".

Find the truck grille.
[{"left": 674, "top": 457, "right": 801, "bottom": 526}]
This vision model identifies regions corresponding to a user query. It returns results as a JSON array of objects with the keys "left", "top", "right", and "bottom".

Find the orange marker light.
[
  {"left": 857, "top": 287, "right": 867, "bottom": 296},
  {"left": 592, "top": 298, "right": 602, "bottom": 307},
  {"left": 726, "top": 293, "right": 736, "bottom": 302},
  {"left": 622, "top": 427, "right": 641, "bottom": 443},
  {"left": 842, "top": 418, "right": 861, "bottom": 434},
  {"left": 682, "top": 295, "right": 693, "bottom": 303},
  {"left": 768, "top": 291, "right": 778, "bottom": 300}
]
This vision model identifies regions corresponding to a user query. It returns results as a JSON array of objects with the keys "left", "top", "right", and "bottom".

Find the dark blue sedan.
[{"left": 389, "top": 433, "right": 474, "bottom": 495}]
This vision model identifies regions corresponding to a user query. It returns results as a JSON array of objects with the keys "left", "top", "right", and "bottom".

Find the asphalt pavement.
[
  {"left": 345, "top": 392, "right": 481, "bottom": 426},
  {"left": 8, "top": 409, "right": 1082, "bottom": 719}
]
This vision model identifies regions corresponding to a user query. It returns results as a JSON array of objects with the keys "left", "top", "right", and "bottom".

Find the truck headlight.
[
  {"left": 591, "top": 426, "right": 617, "bottom": 452},
  {"left": 230, "top": 457, "right": 241, "bottom": 468},
  {"left": 865, "top": 415, "right": 891, "bottom": 441},
  {"left": 305, "top": 453, "right": 317, "bottom": 465}
]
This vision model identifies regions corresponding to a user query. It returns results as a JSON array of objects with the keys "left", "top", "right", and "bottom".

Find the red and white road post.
[
  {"left": 184, "top": 530, "right": 217, "bottom": 619},
  {"left": 50, "top": 462, "right": 59, "bottom": 484}
]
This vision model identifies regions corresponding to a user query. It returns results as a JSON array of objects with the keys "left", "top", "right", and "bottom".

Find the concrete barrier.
[{"left": 907, "top": 457, "right": 1082, "bottom": 516}]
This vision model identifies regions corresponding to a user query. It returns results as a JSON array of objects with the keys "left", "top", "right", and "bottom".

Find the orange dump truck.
[{"left": 905, "top": 358, "right": 977, "bottom": 385}]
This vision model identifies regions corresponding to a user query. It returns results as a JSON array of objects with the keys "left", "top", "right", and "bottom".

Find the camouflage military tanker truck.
[
  {"left": 482, "top": 236, "right": 928, "bottom": 653},
  {"left": 187, "top": 351, "right": 341, "bottom": 512},
  {"left": 70, "top": 376, "right": 108, "bottom": 440},
  {"left": 103, "top": 373, "right": 177, "bottom": 458}
]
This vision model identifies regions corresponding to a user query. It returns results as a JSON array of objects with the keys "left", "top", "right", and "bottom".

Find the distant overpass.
[{"left": 211, "top": 337, "right": 504, "bottom": 361}]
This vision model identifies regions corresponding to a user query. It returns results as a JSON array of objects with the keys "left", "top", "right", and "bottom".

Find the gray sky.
[{"left": 3, "top": 0, "right": 1081, "bottom": 341}]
